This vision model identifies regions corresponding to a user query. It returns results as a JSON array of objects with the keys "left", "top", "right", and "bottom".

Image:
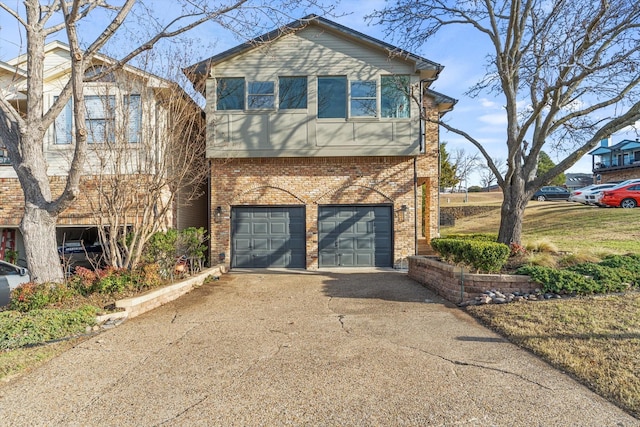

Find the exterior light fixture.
[
  {"left": 396, "top": 204, "right": 408, "bottom": 222},
  {"left": 214, "top": 206, "right": 223, "bottom": 223}
]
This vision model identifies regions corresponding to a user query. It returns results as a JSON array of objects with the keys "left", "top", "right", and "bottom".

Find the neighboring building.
[
  {"left": 564, "top": 173, "right": 593, "bottom": 190},
  {"left": 590, "top": 137, "right": 640, "bottom": 183},
  {"left": 0, "top": 41, "right": 207, "bottom": 262},
  {"left": 185, "top": 15, "right": 455, "bottom": 269}
]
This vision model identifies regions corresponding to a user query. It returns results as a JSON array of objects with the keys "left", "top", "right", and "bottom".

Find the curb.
[{"left": 95, "top": 265, "right": 227, "bottom": 324}]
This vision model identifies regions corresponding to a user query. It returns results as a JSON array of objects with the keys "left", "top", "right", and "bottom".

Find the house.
[
  {"left": 590, "top": 137, "right": 640, "bottom": 183},
  {"left": 564, "top": 173, "right": 593, "bottom": 190},
  {"left": 0, "top": 42, "right": 207, "bottom": 263},
  {"left": 185, "top": 15, "right": 455, "bottom": 269}
]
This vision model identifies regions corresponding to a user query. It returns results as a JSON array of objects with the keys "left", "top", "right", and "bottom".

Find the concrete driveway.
[{"left": 0, "top": 270, "right": 636, "bottom": 426}]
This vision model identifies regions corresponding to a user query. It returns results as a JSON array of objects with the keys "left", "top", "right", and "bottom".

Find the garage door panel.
[
  {"left": 318, "top": 205, "right": 392, "bottom": 268},
  {"left": 232, "top": 207, "right": 305, "bottom": 268}
]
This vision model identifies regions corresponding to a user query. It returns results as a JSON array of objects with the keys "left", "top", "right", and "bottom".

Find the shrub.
[
  {"left": 431, "top": 237, "right": 510, "bottom": 273},
  {"left": 132, "top": 263, "right": 164, "bottom": 290},
  {"left": 526, "top": 252, "right": 558, "bottom": 269},
  {"left": 441, "top": 233, "right": 498, "bottom": 242},
  {"left": 516, "top": 265, "right": 598, "bottom": 294},
  {"left": 93, "top": 267, "right": 133, "bottom": 294},
  {"left": 557, "top": 251, "right": 602, "bottom": 268},
  {"left": 567, "top": 263, "right": 634, "bottom": 292},
  {"left": 525, "top": 239, "right": 559, "bottom": 254}
]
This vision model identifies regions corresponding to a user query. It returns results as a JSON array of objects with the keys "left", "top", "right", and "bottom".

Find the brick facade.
[
  {"left": 210, "top": 155, "right": 437, "bottom": 269},
  {"left": 597, "top": 167, "right": 640, "bottom": 184}
]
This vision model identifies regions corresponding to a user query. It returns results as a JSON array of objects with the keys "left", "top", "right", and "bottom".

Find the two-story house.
[
  {"left": 590, "top": 137, "right": 640, "bottom": 183},
  {"left": 186, "top": 15, "right": 455, "bottom": 269},
  {"left": 0, "top": 41, "right": 207, "bottom": 263}
]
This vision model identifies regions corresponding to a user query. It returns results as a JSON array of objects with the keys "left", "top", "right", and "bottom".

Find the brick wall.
[
  {"left": 408, "top": 256, "right": 538, "bottom": 304},
  {"left": 210, "top": 156, "right": 437, "bottom": 269},
  {"left": 598, "top": 168, "right": 640, "bottom": 183},
  {"left": 0, "top": 175, "right": 169, "bottom": 227}
]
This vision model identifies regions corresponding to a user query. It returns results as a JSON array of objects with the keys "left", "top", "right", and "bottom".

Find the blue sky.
[{"left": 2, "top": 1, "right": 638, "bottom": 186}]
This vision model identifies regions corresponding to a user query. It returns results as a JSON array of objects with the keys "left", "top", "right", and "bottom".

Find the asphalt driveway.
[{"left": 0, "top": 270, "right": 636, "bottom": 426}]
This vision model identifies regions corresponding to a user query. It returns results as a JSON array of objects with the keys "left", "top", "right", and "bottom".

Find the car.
[
  {"left": 0, "top": 259, "right": 30, "bottom": 307},
  {"left": 594, "top": 179, "right": 640, "bottom": 206},
  {"left": 583, "top": 183, "right": 619, "bottom": 205},
  {"left": 532, "top": 186, "right": 570, "bottom": 201},
  {"left": 570, "top": 183, "right": 618, "bottom": 204},
  {"left": 599, "top": 182, "right": 640, "bottom": 208}
]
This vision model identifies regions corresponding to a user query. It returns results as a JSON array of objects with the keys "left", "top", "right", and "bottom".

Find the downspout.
[{"left": 414, "top": 157, "right": 418, "bottom": 256}]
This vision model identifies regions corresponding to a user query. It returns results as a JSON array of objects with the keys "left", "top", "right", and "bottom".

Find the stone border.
[
  {"left": 96, "top": 266, "right": 228, "bottom": 323},
  {"left": 408, "top": 255, "right": 538, "bottom": 304}
]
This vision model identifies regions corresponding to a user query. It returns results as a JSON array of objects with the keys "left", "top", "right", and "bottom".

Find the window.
[
  {"left": 54, "top": 97, "right": 73, "bottom": 145},
  {"left": 279, "top": 77, "right": 307, "bottom": 109},
  {"left": 247, "top": 81, "right": 275, "bottom": 109},
  {"left": 85, "top": 95, "right": 115, "bottom": 143},
  {"left": 216, "top": 78, "right": 244, "bottom": 110},
  {"left": 381, "top": 75, "right": 410, "bottom": 118},
  {"left": 124, "top": 94, "right": 141, "bottom": 143},
  {"left": 0, "top": 144, "right": 10, "bottom": 165},
  {"left": 84, "top": 65, "right": 115, "bottom": 82},
  {"left": 318, "top": 76, "right": 347, "bottom": 118},
  {"left": 350, "top": 81, "right": 377, "bottom": 117}
]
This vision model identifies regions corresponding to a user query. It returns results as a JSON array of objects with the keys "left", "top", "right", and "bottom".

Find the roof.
[
  {"left": 589, "top": 139, "right": 640, "bottom": 155},
  {"left": 425, "top": 88, "right": 457, "bottom": 115},
  {"left": 184, "top": 14, "right": 444, "bottom": 82}
]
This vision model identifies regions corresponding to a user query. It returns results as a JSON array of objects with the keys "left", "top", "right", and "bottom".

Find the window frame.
[
  {"left": 85, "top": 95, "right": 116, "bottom": 144},
  {"left": 123, "top": 94, "right": 142, "bottom": 143},
  {"left": 317, "top": 76, "right": 347, "bottom": 119},
  {"left": 278, "top": 76, "right": 307, "bottom": 110},
  {"left": 350, "top": 80, "right": 377, "bottom": 118},
  {"left": 381, "top": 75, "right": 410, "bottom": 119},
  {"left": 216, "top": 77, "right": 245, "bottom": 111}
]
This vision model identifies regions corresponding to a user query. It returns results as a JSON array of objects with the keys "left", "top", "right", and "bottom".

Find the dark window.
[
  {"left": 216, "top": 78, "right": 245, "bottom": 110},
  {"left": 279, "top": 77, "right": 307, "bottom": 109},
  {"left": 318, "top": 76, "right": 347, "bottom": 118}
]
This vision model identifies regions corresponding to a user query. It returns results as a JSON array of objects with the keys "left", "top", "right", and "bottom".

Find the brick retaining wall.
[{"left": 408, "top": 256, "right": 538, "bottom": 304}]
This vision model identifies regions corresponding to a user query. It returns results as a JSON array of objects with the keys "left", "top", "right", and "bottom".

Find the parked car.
[
  {"left": 570, "top": 183, "right": 617, "bottom": 204},
  {"left": 594, "top": 179, "right": 640, "bottom": 206},
  {"left": 532, "top": 186, "right": 571, "bottom": 201},
  {"left": 0, "top": 260, "right": 30, "bottom": 307},
  {"left": 58, "top": 241, "right": 104, "bottom": 271},
  {"left": 599, "top": 182, "right": 640, "bottom": 208}
]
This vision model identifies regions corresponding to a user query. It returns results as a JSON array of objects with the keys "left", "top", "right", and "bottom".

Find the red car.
[{"left": 599, "top": 183, "right": 640, "bottom": 208}]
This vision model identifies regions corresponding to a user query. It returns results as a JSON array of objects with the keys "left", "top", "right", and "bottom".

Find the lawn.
[{"left": 442, "top": 192, "right": 640, "bottom": 418}]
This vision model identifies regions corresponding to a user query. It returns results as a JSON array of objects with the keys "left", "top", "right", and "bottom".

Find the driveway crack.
[{"left": 403, "top": 344, "right": 554, "bottom": 391}]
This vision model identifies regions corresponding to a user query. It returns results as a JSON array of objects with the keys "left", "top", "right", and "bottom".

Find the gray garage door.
[
  {"left": 231, "top": 207, "right": 306, "bottom": 268},
  {"left": 318, "top": 205, "right": 392, "bottom": 267}
]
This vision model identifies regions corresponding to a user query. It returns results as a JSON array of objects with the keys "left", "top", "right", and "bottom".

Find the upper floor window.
[
  {"left": 318, "top": 76, "right": 347, "bottom": 118},
  {"left": 279, "top": 77, "right": 307, "bottom": 109},
  {"left": 381, "top": 75, "right": 410, "bottom": 118},
  {"left": 85, "top": 95, "right": 116, "bottom": 143},
  {"left": 54, "top": 97, "right": 73, "bottom": 145},
  {"left": 351, "top": 81, "right": 377, "bottom": 117},
  {"left": 216, "top": 78, "right": 244, "bottom": 110},
  {"left": 124, "top": 94, "right": 141, "bottom": 143},
  {"left": 84, "top": 65, "right": 116, "bottom": 82},
  {"left": 0, "top": 144, "right": 10, "bottom": 165},
  {"left": 248, "top": 81, "right": 275, "bottom": 109}
]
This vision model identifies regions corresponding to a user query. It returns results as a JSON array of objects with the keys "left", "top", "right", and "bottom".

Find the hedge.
[{"left": 431, "top": 237, "right": 510, "bottom": 273}]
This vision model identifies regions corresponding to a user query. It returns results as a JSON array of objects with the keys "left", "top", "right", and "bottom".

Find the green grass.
[{"left": 442, "top": 201, "right": 640, "bottom": 253}]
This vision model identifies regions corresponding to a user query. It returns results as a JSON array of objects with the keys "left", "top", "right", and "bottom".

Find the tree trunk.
[
  {"left": 21, "top": 205, "right": 64, "bottom": 283},
  {"left": 497, "top": 183, "right": 529, "bottom": 245}
]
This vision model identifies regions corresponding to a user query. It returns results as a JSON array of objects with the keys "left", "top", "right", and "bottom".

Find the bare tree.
[
  {"left": 452, "top": 148, "right": 480, "bottom": 191},
  {"left": 370, "top": 1, "right": 640, "bottom": 244},
  {"left": 0, "top": 1, "right": 333, "bottom": 282},
  {"left": 478, "top": 158, "right": 506, "bottom": 191}
]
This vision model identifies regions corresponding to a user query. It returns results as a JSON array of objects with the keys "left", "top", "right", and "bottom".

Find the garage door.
[
  {"left": 231, "top": 207, "right": 305, "bottom": 268},
  {"left": 318, "top": 205, "right": 392, "bottom": 267}
]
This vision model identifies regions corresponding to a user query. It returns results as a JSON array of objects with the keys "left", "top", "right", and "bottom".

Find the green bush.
[
  {"left": 599, "top": 254, "right": 640, "bottom": 278},
  {"left": 0, "top": 305, "right": 98, "bottom": 350},
  {"left": 516, "top": 265, "right": 598, "bottom": 294},
  {"left": 431, "top": 237, "right": 510, "bottom": 273},
  {"left": 567, "top": 263, "right": 634, "bottom": 292}
]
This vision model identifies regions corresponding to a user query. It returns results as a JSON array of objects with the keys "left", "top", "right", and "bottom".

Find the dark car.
[{"left": 532, "top": 186, "right": 570, "bottom": 201}]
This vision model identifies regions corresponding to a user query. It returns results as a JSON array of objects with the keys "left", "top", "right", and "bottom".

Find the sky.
[{"left": 1, "top": 1, "right": 638, "bottom": 186}]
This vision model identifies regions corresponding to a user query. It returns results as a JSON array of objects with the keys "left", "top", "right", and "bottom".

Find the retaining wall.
[{"left": 408, "top": 256, "right": 538, "bottom": 304}]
